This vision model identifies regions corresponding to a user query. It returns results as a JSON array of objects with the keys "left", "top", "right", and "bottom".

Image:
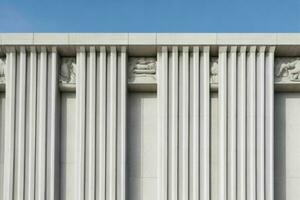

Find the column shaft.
[
  {"left": 96, "top": 47, "right": 107, "bottom": 200},
  {"left": 107, "top": 46, "right": 117, "bottom": 200},
  {"left": 200, "top": 46, "right": 210, "bottom": 200},
  {"left": 228, "top": 46, "right": 237, "bottom": 200},
  {"left": 169, "top": 46, "right": 178, "bottom": 200},
  {"left": 218, "top": 46, "right": 227, "bottom": 200},
  {"left": 257, "top": 46, "right": 266, "bottom": 200},
  {"left": 237, "top": 47, "right": 247, "bottom": 200},
  {"left": 36, "top": 48, "right": 47, "bottom": 200},
  {"left": 191, "top": 46, "right": 199, "bottom": 200},
  {"left": 266, "top": 47, "right": 275, "bottom": 200},
  {"left": 14, "top": 47, "right": 26, "bottom": 200},
  {"left": 25, "top": 47, "right": 37, "bottom": 200},
  {"left": 86, "top": 47, "right": 96, "bottom": 200},
  {"left": 76, "top": 47, "right": 86, "bottom": 200},
  {"left": 247, "top": 46, "right": 256, "bottom": 200},
  {"left": 3, "top": 48, "right": 16, "bottom": 200}
]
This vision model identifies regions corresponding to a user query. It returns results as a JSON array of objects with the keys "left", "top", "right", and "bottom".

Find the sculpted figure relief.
[
  {"left": 210, "top": 57, "right": 218, "bottom": 84},
  {"left": 0, "top": 57, "right": 6, "bottom": 83},
  {"left": 128, "top": 57, "right": 156, "bottom": 83},
  {"left": 60, "top": 58, "right": 76, "bottom": 84},
  {"left": 275, "top": 58, "right": 300, "bottom": 82}
]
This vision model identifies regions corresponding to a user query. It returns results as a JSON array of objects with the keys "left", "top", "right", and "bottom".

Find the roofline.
[{"left": 0, "top": 33, "right": 300, "bottom": 45}]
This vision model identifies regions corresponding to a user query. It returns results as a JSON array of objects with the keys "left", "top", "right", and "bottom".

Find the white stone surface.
[{"left": 1, "top": 33, "right": 300, "bottom": 200}]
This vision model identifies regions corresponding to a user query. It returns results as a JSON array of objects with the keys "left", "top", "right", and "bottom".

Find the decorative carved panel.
[
  {"left": 210, "top": 57, "right": 218, "bottom": 84},
  {"left": 275, "top": 57, "right": 300, "bottom": 83},
  {"left": 128, "top": 57, "right": 156, "bottom": 84},
  {"left": 59, "top": 57, "right": 76, "bottom": 84},
  {"left": 0, "top": 57, "right": 6, "bottom": 83}
]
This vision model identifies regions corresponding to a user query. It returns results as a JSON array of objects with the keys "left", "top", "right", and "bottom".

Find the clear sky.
[{"left": 0, "top": 0, "right": 299, "bottom": 32}]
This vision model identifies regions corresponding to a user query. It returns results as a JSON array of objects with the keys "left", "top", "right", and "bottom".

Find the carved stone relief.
[
  {"left": 128, "top": 57, "right": 156, "bottom": 84},
  {"left": 275, "top": 57, "right": 300, "bottom": 82},
  {"left": 0, "top": 57, "right": 6, "bottom": 83},
  {"left": 59, "top": 57, "right": 76, "bottom": 84},
  {"left": 210, "top": 57, "right": 218, "bottom": 84}
]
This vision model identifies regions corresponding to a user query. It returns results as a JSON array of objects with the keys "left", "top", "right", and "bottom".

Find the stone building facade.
[{"left": 0, "top": 33, "right": 300, "bottom": 200}]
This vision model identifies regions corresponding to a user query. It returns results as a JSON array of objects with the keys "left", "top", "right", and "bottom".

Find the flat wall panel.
[
  {"left": 275, "top": 93, "right": 300, "bottom": 200},
  {"left": 127, "top": 92, "right": 157, "bottom": 200},
  {"left": 60, "top": 92, "right": 76, "bottom": 200},
  {"left": 0, "top": 93, "right": 5, "bottom": 200}
]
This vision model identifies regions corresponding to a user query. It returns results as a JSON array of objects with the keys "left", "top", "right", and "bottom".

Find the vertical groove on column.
[
  {"left": 86, "top": 46, "right": 96, "bottom": 200},
  {"left": 218, "top": 46, "right": 227, "bottom": 200},
  {"left": 237, "top": 46, "right": 247, "bottom": 200},
  {"left": 47, "top": 47, "right": 59, "bottom": 200},
  {"left": 36, "top": 47, "right": 47, "bottom": 200},
  {"left": 257, "top": 46, "right": 266, "bottom": 200},
  {"left": 76, "top": 46, "right": 86, "bottom": 200},
  {"left": 169, "top": 46, "right": 178, "bottom": 200},
  {"left": 200, "top": 46, "right": 210, "bottom": 200},
  {"left": 117, "top": 46, "right": 127, "bottom": 200},
  {"left": 228, "top": 46, "right": 237, "bottom": 200},
  {"left": 247, "top": 46, "right": 256, "bottom": 200},
  {"left": 190, "top": 46, "right": 199, "bottom": 200},
  {"left": 14, "top": 47, "right": 26, "bottom": 200},
  {"left": 25, "top": 47, "right": 37, "bottom": 200},
  {"left": 180, "top": 46, "right": 189, "bottom": 200},
  {"left": 266, "top": 46, "right": 275, "bottom": 200},
  {"left": 3, "top": 48, "right": 16, "bottom": 200},
  {"left": 107, "top": 46, "right": 117, "bottom": 200},
  {"left": 157, "top": 46, "right": 168, "bottom": 200},
  {"left": 157, "top": 50, "right": 161, "bottom": 200},
  {"left": 96, "top": 46, "right": 106, "bottom": 200}
]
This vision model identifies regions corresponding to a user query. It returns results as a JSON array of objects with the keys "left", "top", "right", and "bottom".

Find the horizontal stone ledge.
[{"left": 1, "top": 33, "right": 300, "bottom": 45}]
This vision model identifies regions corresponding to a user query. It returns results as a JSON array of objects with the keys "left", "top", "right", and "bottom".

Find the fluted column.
[
  {"left": 107, "top": 46, "right": 117, "bottom": 200},
  {"left": 14, "top": 46, "right": 26, "bottom": 200},
  {"left": 117, "top": 46, "right": 127, "bottom": 200},
  {"left": 169, "top": 46, "right": 179, "bottom": 200},
  {"left": 257, "top": 46, "right": 266, "bottom": 200},
  {"left": 25, "top": 47, "right": 37, "bottom": 200},
  {"left": 227, "top": 46, "right": 237, "bottom": 200},
  {"left": 237, "top": 46, "right": 247, "bottom": 200},
  {"left": 76, "top": 46, "right": 86, "bottom": 200},
  {"left": 3, "top": 47, "right": 16, "bottom": 200},
  {"left": 85, "top": 46, "right": 96, "bottom": 200},
  {"left": 200, "top": 46, "right": 210, "bottom": 200},
  {"left": 266, "top": 46, "right": 275, "bottom": 200},
  {"left": 157, "top": 46, "right": 168, "bottom": 200},
  {"left": 96, "top": 46, "right": 107, "bottom": 200},
  {"left": 218, "top": 46, "right": 227, "bottom": 200},
  {"left": 190, "top": 46, "right": 199, "bottom": 200},
  {"left": 247, "top": 46, "right": 256, "bottom": 200},
  {"left": 36, "top": 47, "right": 48, "bottom": 200}
]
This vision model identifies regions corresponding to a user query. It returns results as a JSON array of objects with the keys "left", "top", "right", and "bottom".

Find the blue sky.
[{"left": 0, "top": 0, "right": 299, "bottom": 32}]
